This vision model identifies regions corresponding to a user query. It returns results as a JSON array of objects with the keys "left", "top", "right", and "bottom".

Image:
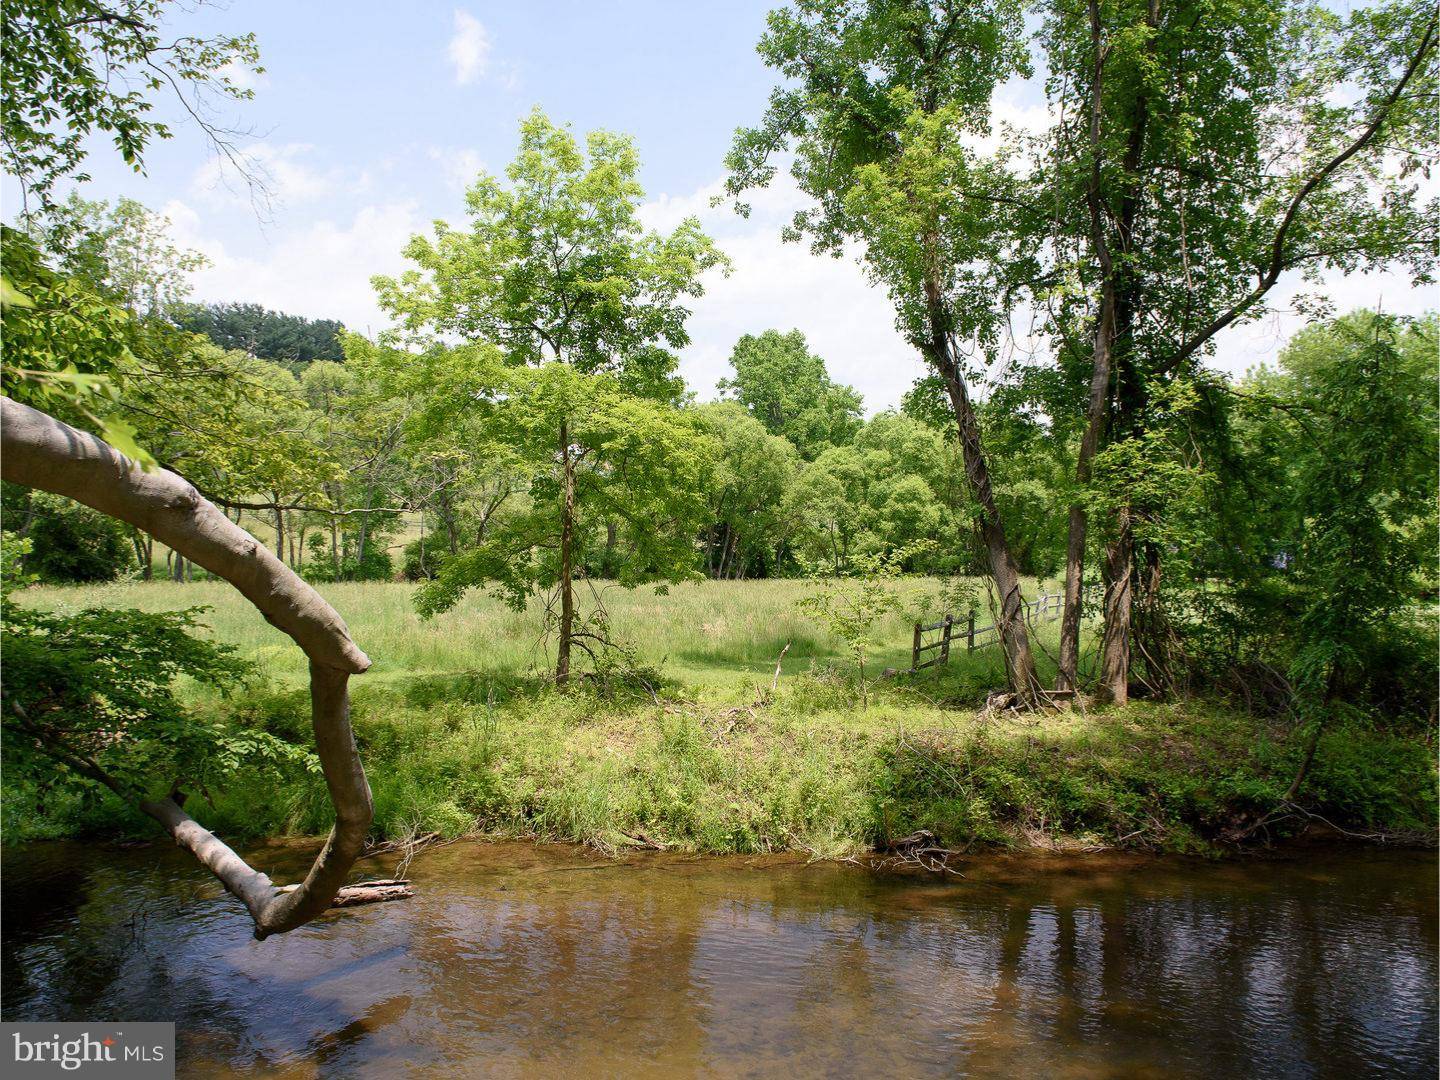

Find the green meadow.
[
  {"left": 7, "top": 578, "right": 1433, "bottom": 856},
  {"left": 21, "top": 575, "right": 1050, "bottom": 693}
]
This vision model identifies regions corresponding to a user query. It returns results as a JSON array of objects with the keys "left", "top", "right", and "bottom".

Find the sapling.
[{"left": 797, "top": 542, "right": 934, "bottom": 708}]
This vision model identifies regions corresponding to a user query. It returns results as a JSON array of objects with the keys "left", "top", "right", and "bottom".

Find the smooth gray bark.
[{"left": 1, "top": 395, "right": 384, "bottom": 938}]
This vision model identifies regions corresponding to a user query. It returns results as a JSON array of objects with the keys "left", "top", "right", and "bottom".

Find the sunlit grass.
[
  {"left": 19, "top": 575, "right": 1072, "bottom": 697},
  {"left": 23, "top": 576, "right": 1417, "bottom": 858}
]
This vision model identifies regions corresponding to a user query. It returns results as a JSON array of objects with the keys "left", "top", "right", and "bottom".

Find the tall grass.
[
  {"left": 12, "top": 577, "right": 1430, "bottom": 854},
  {"left": 18, "top": 575, "right": 1066, "bottom": 696}
]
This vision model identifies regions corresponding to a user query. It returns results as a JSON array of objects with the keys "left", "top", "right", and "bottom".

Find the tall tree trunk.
[
  {"left": 1056, "top": 287, "right": 1116, "bottom": 692},
  {"left": 1058, "top": 0, "right": 1158, "bottom": 694},
  {"left": 556, "top": 419, "right": 575, "bottom": 685},
  {"left": 717, "top": 524, "right": 733, "bottom": 580},
  {"left": 927, "top": 318, "right": 1041, "bottom": 702},
  {"left": 438, "top": 488, "right": 460, "bottom": 556},
  {"left": 296, "top": 522, "right": 308, "bottom": 574},
  {"left": 1095, "top": 508, "right": 1133, "bottom": 704},
  {"left": 130, "top": 527, "right": 153, "bottom": 580},
  {"left": 604, "top": 520, "right": 618, "bottom": 578},
  {"left": 272, "top": 495, "right": 285, "bottom": 561},
  {"left": 1131, "top": 540, "right": 1175, "bottom": 696},
  {"left": 355, "top": 485, "right": 375, "bottom": 578},
  {"left": 330, "top": 515, "right": 341, "bottom": 579}
]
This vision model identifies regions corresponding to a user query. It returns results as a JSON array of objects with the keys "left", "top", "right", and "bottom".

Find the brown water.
[{"left": 2, "top": 841, "right": 1435, "bottom": 1078}]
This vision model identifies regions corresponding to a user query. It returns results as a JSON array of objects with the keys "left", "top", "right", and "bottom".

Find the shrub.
[
  {"left": 304, "top": 543, "right": 394, "bottom": 583},
  {"left": 401, "top": 537, "right": 447, "bottom": 581},
  {"left": 20, "top": 493, "right": 134, "bottom": 582}
]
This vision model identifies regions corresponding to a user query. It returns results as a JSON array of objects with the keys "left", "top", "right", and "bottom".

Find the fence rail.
[{"left": 909, "top": 588, "right": 1087, "bottom": 672}]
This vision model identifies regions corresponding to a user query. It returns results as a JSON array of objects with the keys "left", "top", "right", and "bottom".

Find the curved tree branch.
[
  {"left": 1152, "top": 11, "right": 1437, "bottom": 377},
  {"left": 0, "top": 395, "right": 392, "bottom": 938}
]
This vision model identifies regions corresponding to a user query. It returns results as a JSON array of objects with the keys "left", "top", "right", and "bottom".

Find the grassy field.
[
  {"left": 8, "top": 578, "right": 1435, "bottom": 856},
  {"left": 20, "top": 575, "right": 1068, "bottom": 695}
]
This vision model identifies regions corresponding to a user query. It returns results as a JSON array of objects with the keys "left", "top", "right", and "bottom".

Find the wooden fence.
[{"left": 910, "top": 590, "right": 1071, "bottom": 672}]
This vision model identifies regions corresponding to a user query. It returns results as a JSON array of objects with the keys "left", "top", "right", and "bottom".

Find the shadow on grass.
[
  {"left": 866, "top": 703, "right": 1437, "bottom": 853},
  {"left": 398, "top": 666, "right": 677, "bottom": 711},
  {"left": 675, "top": 630, "right": 829, "bottom": 669}
]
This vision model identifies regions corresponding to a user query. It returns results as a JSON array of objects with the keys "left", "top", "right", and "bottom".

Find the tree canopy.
[
  {"left": 175, "top": 302, "right": 347, "bottom": 368},
  {"left": 1, "top": 0, "right": 263, "bottom": 219},
  {"left": 717, "top": 329, "right": 862, "bottom": 458}
]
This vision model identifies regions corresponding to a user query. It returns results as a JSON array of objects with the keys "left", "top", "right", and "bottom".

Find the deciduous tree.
[{"left": 726, "top": 0, "right": 1046, "bottom": 700}]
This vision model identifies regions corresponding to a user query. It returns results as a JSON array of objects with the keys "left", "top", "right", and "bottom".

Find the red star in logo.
[{"left": 102, "top": 1038, "right": 115, "bottom": 1047}]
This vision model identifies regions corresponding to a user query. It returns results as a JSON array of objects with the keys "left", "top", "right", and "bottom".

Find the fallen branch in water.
[
  {"left": 874, "top": 828, "right": 969, "bottom": 874},
  {"left": 615, "top": 830, "right": 669, "bottom": 850},
  {"left": 280, "top": 879, "right": 413, "bottom": 906},
  {"left": 363, "top": 831, "right": 443, "bottom": 856}
]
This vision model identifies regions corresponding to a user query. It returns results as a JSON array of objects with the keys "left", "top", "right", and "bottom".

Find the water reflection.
[{"left": 2, "top": 842, "right": 1434, "bottom": 1078}]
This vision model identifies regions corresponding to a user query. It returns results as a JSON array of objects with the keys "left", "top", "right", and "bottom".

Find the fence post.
[
  {"left": 966, "top": 609, "right": 975, "bottom": 652},
  {"left": 912, "top": 621, "right": 922, "bottom": 671},
  {"left": 940, "top": 614, "right": 953, "bottom": 665}
]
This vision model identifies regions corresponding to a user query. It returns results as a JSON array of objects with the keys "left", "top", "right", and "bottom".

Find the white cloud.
[
  {"left": 1209, "top": 266, "right": 1438, "bottom": 378},
  {"left": 447, "top": 10, "right": 491, "bottom": 86},
  {"left": 217, "top": 59, "right": 268, "bottom": 94},
  {"left": 162, "top": 199, "right": 422, "bottom": 334},
  {"left": 678, "top": 232, "right": 923, "bottom": 414},
  {"left": 192, "top": 142, "right": 345, "bottom": 209},
  {"left": 426, "top": 145, "right": 487, "bottom": 191},
  {"left": 963, "top": 91, "right": 1055, "bottom": 156},
  {"left": 642, "top": 174, "right": 922, "bottom": 412},
  {"left": 649, "top": 166, "right": 1437, "bottom": 413}
]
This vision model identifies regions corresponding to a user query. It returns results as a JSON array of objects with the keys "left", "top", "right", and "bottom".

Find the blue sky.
[{"left": 32, "top": 1, "right": 1435, "bottom": 412}]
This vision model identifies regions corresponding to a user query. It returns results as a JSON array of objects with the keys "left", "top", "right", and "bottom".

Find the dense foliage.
[
  {"left": 174, "top": 302, "right": 346, "bottom": 368},
  {"left": 4, "top": 488, "right": 134, "bottom": 583},
  {"left": 0, "top": 537, "right": 311, "bottom": 819},
  {"left": 717, "top": 330, "right": 863, "bottom": 458}
]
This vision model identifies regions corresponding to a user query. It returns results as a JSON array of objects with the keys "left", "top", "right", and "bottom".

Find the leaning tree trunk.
[
  {"left": 555, "top": 419, "right": 576, "bottom": 685},
  {"left": 0, "top": 396, "right": 396, "bottom": 939},
  {"left": 926, "top": 314, "right": 1042, "bottom": 703},
  {"left": 1095, "top": 508, "right": 1133, "bottom": 705}
]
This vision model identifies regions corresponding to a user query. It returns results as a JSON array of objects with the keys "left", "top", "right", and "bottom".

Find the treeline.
[
  {"left": 0, "top": 227, "right": 1069, "bottom": 593},
  {"left": 4, "top": 0, "right": 1437, "bottom": 718},
  {"left": 173, "top": 302, "right": 345, "bottom": 370}
]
